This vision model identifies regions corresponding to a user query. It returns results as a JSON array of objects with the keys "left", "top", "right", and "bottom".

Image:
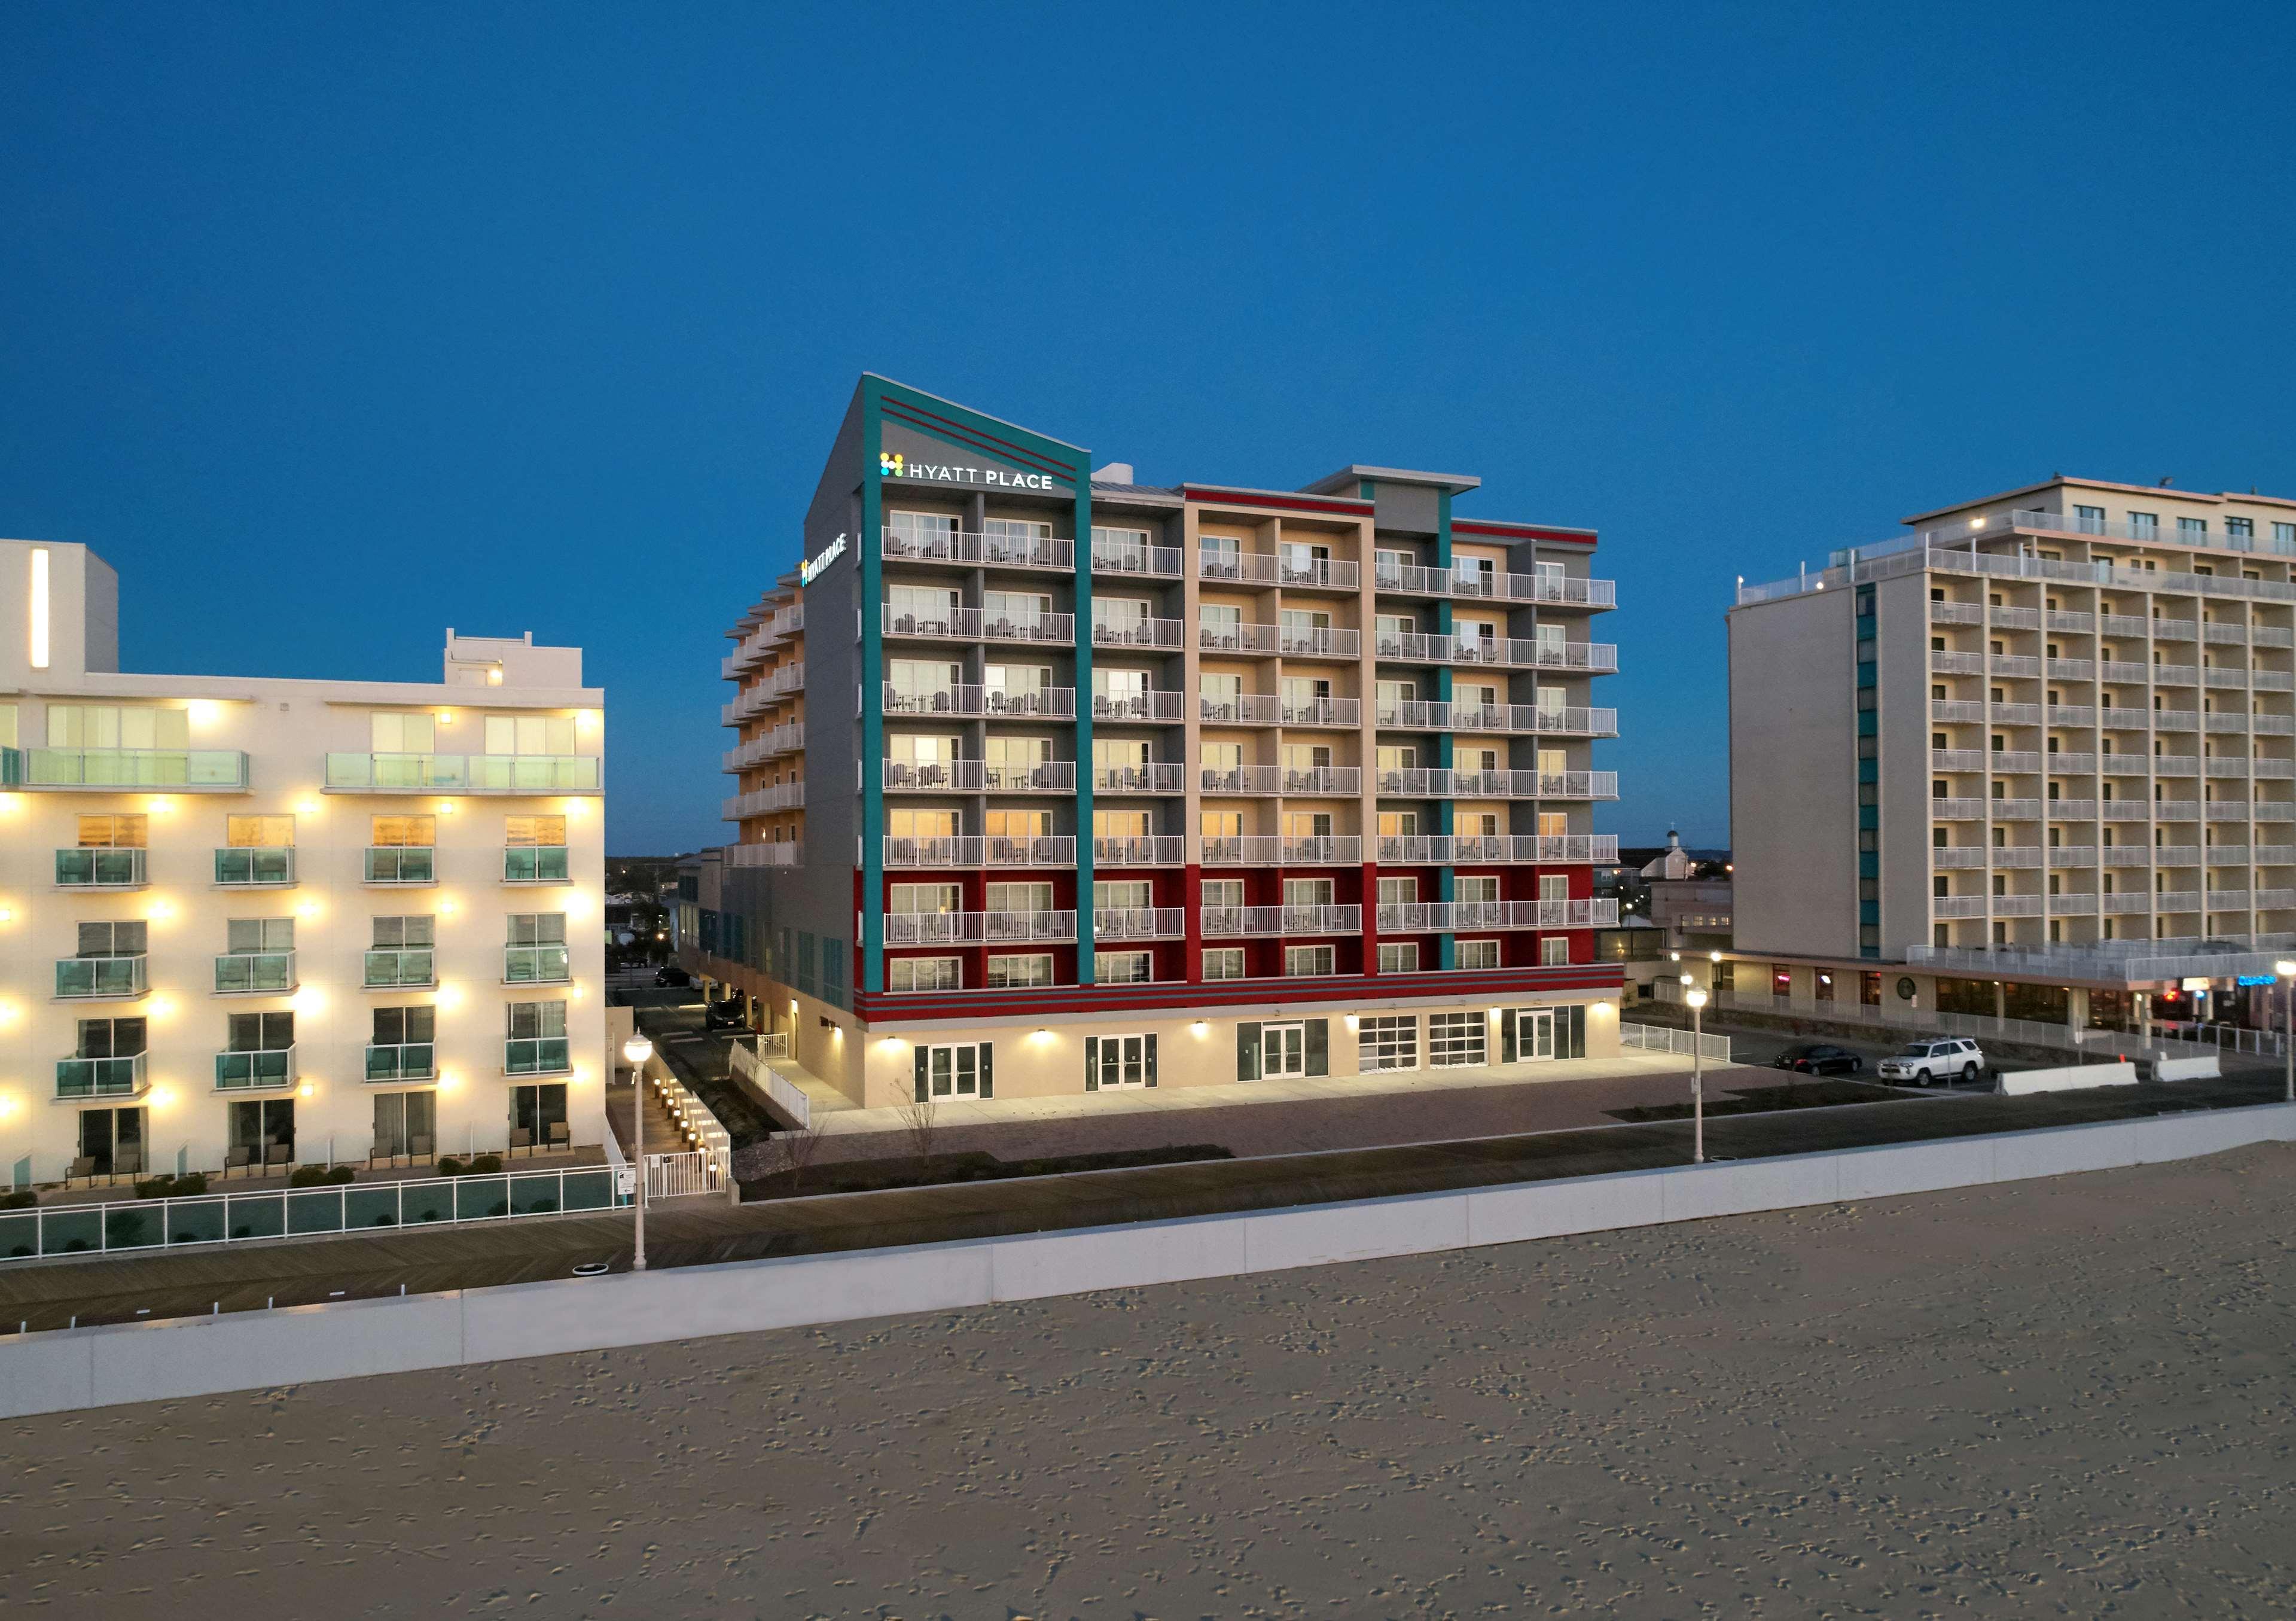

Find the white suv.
[{"left": 1878, "top": 1037, "right": 1986, "bottom": 1086}]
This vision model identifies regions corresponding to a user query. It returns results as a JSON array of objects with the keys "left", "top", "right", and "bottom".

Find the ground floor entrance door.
[
  {"left": 372, "top": 1090, "right": 438, "bottom": 1160},
  {"left": 78, "top": 1107, "right": 145, "bottom": 1177},
  {"left": 230, "top": 1098, "right": 297, "bottom": 1168},
  {"left": 510, "top": 1083, "right": 569, "bottom": 1153},
  {"left": 1263, "top": 1022, "right": 1308, "bottom": 1079}
]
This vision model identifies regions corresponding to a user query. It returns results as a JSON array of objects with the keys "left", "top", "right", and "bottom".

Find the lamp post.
[
  {"left": 2277, "top": 962, "right": 2296, "bottom": 1104},
  {"left": 623, "top": 1034, "right": 654, "bottom": 1270},
  {"left": 1685, "top": 986, "right": 1709, "bottom": 1163}
]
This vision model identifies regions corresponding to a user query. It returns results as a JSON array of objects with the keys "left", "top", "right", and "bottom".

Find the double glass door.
[{"left": 1261, "top": 1022, "right": 1308, "bottom": 1079}]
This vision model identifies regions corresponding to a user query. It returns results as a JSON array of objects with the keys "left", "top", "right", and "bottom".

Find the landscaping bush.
[
  {"left": 468, "top": 1153, "right": 504, "bottom": 1175},
  {"left": 135, "top": 1175, "right": 178, "bottom": 1199},
  {"left": 172, "top": 1172, "right": 209, "bottom": 1197},
  {"left": 436, "top": 1156, "right": 464, "bottom": 1177},
  {"left": 0, "top": 1190, "right": 38, "bottom": 1211},
  {"left": 288, "top": 1164, "right": 356, "bottom": 1188}
]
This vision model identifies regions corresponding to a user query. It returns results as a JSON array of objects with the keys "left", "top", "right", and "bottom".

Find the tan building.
[
  {"left": 1, "top": 539, "right": 608, "bottom": 1186},
  {"left": 1728, "top": 477, "right": 2296, "bottom": 1032}
]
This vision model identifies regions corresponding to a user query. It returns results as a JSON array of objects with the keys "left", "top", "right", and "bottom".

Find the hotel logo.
[{"left": 879, "top": 452, "right": 904, "bottom": 477}]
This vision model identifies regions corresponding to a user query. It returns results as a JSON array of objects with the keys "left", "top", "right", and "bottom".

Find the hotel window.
[
  {"left": 1374, "top": 547, "right": 1412, "bottom": 584},
  {"left": 1094, "top": 597, "right": 1152, "bottom": 635},
  {"left": 888, "top": 808, "right": 957, "bottom": 838},
  {"left": 1284, "top": 944, "right": 1335, "bottom": 977},
  {"left": 1374, "top": 678, "right": 1414, "bottom": 721},
  {"left": 986, "top": 809, "right": 1051, "bottom": 839},
  {"left": 77, "top": 920, "right": 148, "bottom": 958},
  {"left": 1538, "top": 812, "right": 1568, "bottom": 837},
  {"left": 1457, "top": 939, "right": 1501, "bottom": 969},
  {"left": 1378, "top": 811, "right": 1419, "bottom": 837},
  {"left": 1461, "top": 746, "right": 1500, "bottom": 775},
  {"left": 1096, "top": 950, "right": 1153, "bottom": 983},
  {"left": 1283, "top": 811, "right": 1334, "bottom": 839},
  {"left": 889, "top": 510, "right": 958, "bottom": 550},
  {"left": 1284, "top": 877, "right": 1334, "bottom": 907},
  {"left": 1377, "top": 942, "right": 1420, "bottom": 973},
  {"left": 1539, "top": 873, "right": 1569, "bottom": 901},
  {"left": 2177, "top": 518, "right": 2208, "bottom": 541},
  {"left": 1085, "top": 1033, "right": 1157, "bottom": 1090},
  {"left": 1202, "top": 878, "right": 1245, "bottom": 909},
  {"left": 985, "top": 590, "right": 1053, "bottom": 632},
  {"left": 1199, "top": 604, "right": 1245, "bottom": 647},
  {"left": 890, "top": 883, "right": 961, "bottom": 914},
  {"left": 984, "top": 518, "right": 1051, "bottom": 563},
  {"left": 1455, "top": 617, "right": 1499, "bottom": 651},
  {"left": 2227, "top": 517, "right": 2254, "bottom": 543},
  {"left": 1428, "top": 1011, "right": 1487, "bottom": 1067},
  {"left": 1094, "top": 807, "right": 1151, "bottom": 837},
  {"left": 1093, "top": 737, "right": 1152, "bottom": 770},
  {"left": 984, "top": 664, "right": 1052, "bottom": 712},
  {"left": 507, "top": 813, "right": 566, "bottom": 847},
  {"left": 371, "top": 711, "right": 434, "bottom": 753},
  {"left": 1281, "top": 675, "right": 1332, "bottom": 711},
  {"left": 1456, "top": 875, "right": 1500, "bottom": 904},
  {"left": 1096, "top": 879, "right": 1153, "bottom": 912},
  {"left": 2074, "top": 504, "right": 2106, "bottom": 533},
  {"left": 2276, "top": 523, "right": 2296, "bottom": 549},
  {"left": 1201, "top": 809, "right": 1243, "bottom": 843},
  {"left": 1541, "top": 937, "right": 1571, "bottom": 965},
  {"left": 227, "top": 814, "right": 294, "bottom": 849},
  {"left": 48, "top": 704, "right": 190, "bottom": 750},
  {"left": 1455, "top": 554, "right": 1497, "bottom": 592},
  {"left": 482, "top": 714, "right": 575, "bottom": 756},
  {"left": 1359, "top": 1014, "right": 1418, "bottom": 1071},
  {"left": 1377, "top": 745, "right": 1418, "bottom": 773},
  {"left": 986, "top": 881, "right": 1053, "bottom": 915},
  {"left": 1200, "top": 672, "right": 1244, "bottom": 718},
  {"left": 1203, "top": 947, "right": 1247, "bottom": 980},
  {"left": 983, "top": 735, "right": 1050, "bottom": 787},
  {"left": 889, "top": 584, "right": 959, "bottom": 626},
  {"left": 986, "top": 954, "right": 1053, "bottom": 989},
  {"left": 2129, "top": 511, "right": 2159, "bottom": 539},
  {"left": 1091, "top": 525, "right": 1152, "bottom": 566},
  {"left": 891, "top": 659, "right": 963, "bottom": 708},
  {"left": 913, "top": 1040, "right": 993, "bottom": 1099},
  {"left": 1201, "top": 740, "right": 1243, "bottom": 785},
  {"left": 77, "top": 813, "right": 147, "bottom": 848},
  {"left": 889, "top": 957, "right": 960, "bottom": 992},
  {"left": 1375, "top": 614, "right": 1416, "bottom": 652},
  {"left": 1377, "top": 876, "right": 1417, "bottom": 904},
  {"left": 1200, "top": 532, "right": 1244, "bottom": 575},
  {"left": 372, "top": 813, "right": 437, "bottom": 848},
  {"left": 1464, "top": 810, "right": 1502, "bottom": 837}
]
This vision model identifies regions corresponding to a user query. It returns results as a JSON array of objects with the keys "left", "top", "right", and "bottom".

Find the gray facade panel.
[{"left": 1728, "top": 592, "right": 1858, "bottom": 958}]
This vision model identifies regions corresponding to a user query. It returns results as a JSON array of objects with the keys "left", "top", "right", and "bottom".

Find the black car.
[
  {"left": 1773, "top": 1041, "right": 1862, "bottom": 1076},
  {"left": 704, "top": 998, "right": 749, "bottom": 1032},
  {"left": 653, "top": 965, "right": 693, "bottom": 988}
]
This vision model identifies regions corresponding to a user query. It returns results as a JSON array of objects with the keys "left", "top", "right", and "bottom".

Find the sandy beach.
[{"left": 7, "top": 1142, "right": 2292, "bottom": 1617}]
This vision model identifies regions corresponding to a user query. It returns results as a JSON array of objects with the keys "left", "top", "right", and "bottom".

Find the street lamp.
[
  {"left": 1685, "top": 986, "right": 1710, "bottom": 1163},
  {"left": 2277, "top": 962, "right": 2296, "bottom": 1104},
  {"left": 623, "top": 1034, "right": 654, "bottom": 1270}
]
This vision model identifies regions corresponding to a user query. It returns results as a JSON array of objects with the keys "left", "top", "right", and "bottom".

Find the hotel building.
[
  {"left": 1, "top": 540, "right": 608, "bottom": 1186},
  {"left": 1729, "top": 477, "right": 2296, "bottom": 1030},
  {"left": 681, "top": 376, "right": 1623, "bottom": 1106}
]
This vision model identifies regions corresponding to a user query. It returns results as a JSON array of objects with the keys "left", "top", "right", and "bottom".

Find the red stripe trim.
[
  {"left": 1452, "top": 519, "right": 1597, "bottom": 546},
  {"left": 853, "top": 964, "right": 1624, "bottom": 1023},
  {"left": 1182, "top": 486, "right": 1374, "bottom": 517},
  {"left": 881, "top": 401, "right": 1080, "bottom": 482}
]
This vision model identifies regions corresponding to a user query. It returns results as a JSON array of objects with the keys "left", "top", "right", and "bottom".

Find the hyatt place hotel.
[{"left": 679, "top": 376, "right": 1623, "bottom": 1105}]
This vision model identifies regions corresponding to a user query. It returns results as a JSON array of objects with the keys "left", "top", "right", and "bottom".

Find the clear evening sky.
[{"left": 4, "top": 2, "right": 2291, "bottom": 854}]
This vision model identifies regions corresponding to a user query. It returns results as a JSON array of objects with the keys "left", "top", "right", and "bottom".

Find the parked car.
[
  {"left": 653, "top": 965, "right": 693, "bottom": 988},
  {"left": 1877, "top": 1037, "right": 1986, "bottom": 1086},
  {"left": 704, "top": 998, "right": 749, "bottom": 1032},
  {"left": 1772, "top": 1042, "right": 1863, "bottom": 1076}
]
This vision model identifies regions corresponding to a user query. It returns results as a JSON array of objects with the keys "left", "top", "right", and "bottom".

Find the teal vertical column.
[
  {"left": 1072, "top": 467, "right": 1097, "bottom": 983},
  {"left": 859, "top": 381, "right": 888, "bottom": 994},
  {"left": 1434, "top": 491, "right": 1456, "bottom": 970}
]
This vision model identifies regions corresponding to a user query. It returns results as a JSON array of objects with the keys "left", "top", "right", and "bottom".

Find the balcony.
[
  {"left": 1199, "top": 836, "right": 1364, "bottom": 864},
  {"left": 1376, "top": 632, "right": 1618, "bottom": 672},
  {"left": 1374, "top": 768, "right": 1620, "bottom": 800},
  {"left": 214, "top": 846, "right": 295, "bottom": 886},
  {"left": 1200, "top": 904, "right": 1362, "bottom": 937},
  {"left": 1093, "top": 907, "right": 1185, "bottom": 941},
  {"left": 56, "top": 1052, "right": 148, "bottom": 1100},
  {"left": 2152, "top": 618, "right": 2199, "bottom": 641},
  {"left": 56, "top": 955, "right": 149, "bottom": 1000},
  {"left": 1094, "top": 763, "right": 1184, "bottom": 793},
  {"left": 2101, "top": 893, "right": 2154, "bottom": 914},
  {"left": 325, "top": 754, "right": 602, "bottom": 793},
  {"left": 364, "top": 846, "right": 437, "bottom": 885},
  {"left": 1931, "top": 798, "right": 1988, "bottom": 819},
  {"left": 504, "top": 944, "right": 572, "bottom": 984},
  {"left": 880, "top": 760, "right": 1075, "bottom": 793},
  {"left": 1932, "top": 848, "right": 1987, "bottom": 869},
  {"left": 1197, "top": 621, "right": 1282, "bottom": 655},
  {"left": 881, "top": 525, "right": 1074, "bottom": 572},
  {"left": 884, "top": 910, "right": 1079, "bottom": 945},
  {"left": 884, "top": 684, "right": 1083, "bottom": 719},
  {"left": 1199, "top": 549, "right": 1281, "bottom": 585},
  {"left": 505, "top": 1037, "right": 572, "bottom": 1076},
  {"left": 2154, "top": 665, "right": 2201, "bottom": 686},
  {"left": 1375, "top": 898, "right": 1617, "bottom": 931},
  {"left": 215, "top": 951, "right": 296, "bottom": 995},
  {"left": 2046, "top": 754, "right": 2099, "bottom": 773},
  {"left": 365, "top": 1042, "right": 437, "bottom": 1082},
  {"left": 1200, "top": 693, "right": 1282, "bottom": 726},
  {"left": 1374, "top": 833, "right": 1620, "bottom": 864},
  {"left": 1092, "top": 617, "right": 1185, "bottom": 650},
  {"left": 2047, "top": 705, "right": 2097, "bottom": 726},
  {"left": 1371, "top": 559, "right": 1617, "bottom": 608},
  {"left": 2047, "top": 611, "right": 2096, "bottom": 633},
  {"left": 1281, "top": 697, "right": 1359, "bottom": 727},
  {"left": 2155, "top": 891, "right": 2204, "bottom": 912},
  {"left": 1929, "top": 651, "right": 1984, "bottom": 675},
  {"left": 14, "top": 747, "right": 248, "bottom": 790},
  {"left": 1202, "top": 764, "right": 1280, "bottom": 794},
  {"left": 2045, "top": 800, "right": 2099, "bottom": 819},
  {"left": 1092, "top": 691, "right": 1186, "bottom": 723},
  {"left": 1278, "top": 626, "right": 1360, "bottom": 659},
  {"left": 363, "top": 947, "right": 437, "bottom": 989},
  {"left": 1088, "top": 836, "right": 1178, "bottom": 867},
  {"left": 882, "top": 605, "right": 1075, "bottom": 646},
  {"left": 726, "top": 840, "right": 804, "bottom": 867},
  {"left": 724, "top": 784, "right": 803, "bottom": 819},
  {"left": 55, "top": 848, "right": 147, "bottom": 888},
  {"left": 216, "top": 1046, "right": 295, "bottom": 1090},
  {"left": 1990, "top": 655, "right": 2042, "bottom": 678},
  {"left": 883, "top": 835, "right": 1077, "bottom": 869},
  {"left": 1091, "top": 538, "right": 1182, "bottom": 578},
  {"left": 1281, "top": 767, "right": 1361, "bottom": 795},
  {"left": 1931, "top": 897, "right": 1989, "bottom": 919},
  {"left": 1279, "top": 556, "right": 1359, "bottom": 590},
  {"left": 1376, "top": 700, "right": 1619, "bottom": 738}
]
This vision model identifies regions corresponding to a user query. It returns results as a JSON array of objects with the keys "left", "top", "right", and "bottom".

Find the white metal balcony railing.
[
  {"left": 882, "top": 526, "right": 1075, "bottom": 572},
  {"left": 879, "top": 760, "right": 1076, "bottom": 793},
  {"left": 1200, "top": 836, "right": 1365, "bottom": 865},
  {"left": 1372, "top": 559, "right": 1618, "bottom": 608},
  {"left": 1929, "top": 650, "right": 1984, "bottom": 674},
  {"left": 723, "top": 782, "right": 806, "bottom": 819},
  {"left": 1198, "top": 622, "right": 1282, "bottom": 654},
  {"left": 324, "top": 754, "right": 600, "bottom": 793},
  {"left": 1201, "top": 764, "right": 1280, "bottom": 794},
  {"left": 2045, "top": 800, "right": 2099, "bottom": 819},
  {"left": 2046, "top": 753, "right": 2099, "bottom": 773},
  {"left": 881, "top": 684, "right": 1077, "bottom": 719},
  {"left": 1279, "top": 767, "right": 1361, "bottom": 795},
  {"left": 1094, "top": 763, "right": 1185, "bottom": 793},
  {"left": 1282, "top": 698, "right": 1360, "bottom": 727},
  {"left": 1374, "top": 631, "right": 1619, "bottom": 672},
  {"left": 1199, "top": 904, "right": 1362, "bottom": 938},
  {"left": 1279, "top": 626, "right": 1361, "bottom": 659},
  {"left": 883, "top": 910, "right": 1079, "bottom": 946},
  {"left": 1198, "top": 549, "right": 1282, "bottom": 585},
  {"left": 1378, "top": 700, "right": 1620, "bottom": 738},
  {"left": 725, "top": 841, "right": 804, "bottom": 868},
  {"left": 1092, "top": 907, "right": 1186, "bottom": 941},
  {"left": 1091, "top": 617, "right": 1185, "bottom": 650},
  {"left": 1092, "top": 691, "right": 1187, "bottom": 723},
  {"left": 1375, "top": 768, "right": 1620, "bottom": 800},
  {"left": 1743, "top": 540, "right": 2296, "bottom": 617},
  {"left": 881, "top": 836, "right": 1078, "bottom": 869},
  {"left": 1374, "top": 833, "right": 1620, "bottom": 864},
  {"left": 882, "top": 605, "right": 1075, "bottom": 645},
  {"left": 1931, "top": 848, "right": 1987, "bottom": 869},
  {"left": 1278, "top": 556, "right": 1359, "bottom": 590},
  {"left": 1929, "top": 602, "right": 1983, "bottom": 625},
  {"left": 1375, "top": 898, "right": 1615, "bottom": 932},
  {"left": 1090, "top": 539, "right": 1183, "bottom": 578},
  {"left": 1092, "top": 835, "right": 1184, "bottom": 866}
]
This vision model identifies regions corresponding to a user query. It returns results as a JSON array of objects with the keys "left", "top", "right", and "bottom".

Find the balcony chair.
[
  {"left": 67, "top": 1155, "right": 96, "bottom": 1189},
  {"left": 225, "top": 1145, "right": 255, "bottom": 1178},
  {"left": 265, "top": 1142, "right": 292, "bottom": 1169},
  {"left": 549, "top": 1120, "right": 571, "bottom": 1151}
]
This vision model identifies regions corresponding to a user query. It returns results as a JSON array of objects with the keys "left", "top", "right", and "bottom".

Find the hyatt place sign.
[{"left": 879, "top": 451, "right": 1065, "bottom": 491}]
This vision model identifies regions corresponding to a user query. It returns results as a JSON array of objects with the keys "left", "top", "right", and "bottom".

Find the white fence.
[
  {"left": 8, "top": 1102, "right": 2292, "bottom": 1419},
  {"left": 730, "top": 1038, "right": 810, "bottom": 1130},
  {"left": 645, "top": 1150, "right": 718, "bottom": 1200},
  {"left": 1620, "top": 1022, "right": 1733, "bottom": 1063},
  {"left": 638, "top": 1064, "right": 731, "bottom": 1196}
]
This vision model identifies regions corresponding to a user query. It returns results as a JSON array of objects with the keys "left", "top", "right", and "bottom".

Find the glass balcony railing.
[
  {"left": 55, "top": 956, "right": 148, "bottom": 1000},
  {"left": 215, "top": 950, "right": 296, "bottom": 994},
  {"left": 325, "top": 753, "right": 601, "bottom": 792},
  {"left": 365, "top": 1042, "right": 437, "bottom": 1082},
  {"left": 505, "top": 1037, "right": 571, "bottom": 1075},
  {"left": 20, "top": 748, "right": 249, "bottom": 789},
  {"left": 363, "top": 947, "right": 436, "bottom": 988},
  {"left": 55, "top": 848, "right": 147, "bottom": 888},
  {"left": 504, "top": 944, "right": 571, "bottom": 983},
  {"left": 364, "top": 846, "right": 437, "bottom": 884},
  {"left": 503, "top": 845, "right": 571, "bottom": 883},
  {"left": 215, "top": 1047, "right": 295, "bottom": 1090},
  {"left": 215, "top": 846, "right": 296, "bottom": 885},
  {"left": 56, "top": 1053, "right": 148, "bottom": 1099}
]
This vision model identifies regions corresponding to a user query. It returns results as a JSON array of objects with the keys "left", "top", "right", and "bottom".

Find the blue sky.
[{"left": 4, "top": 1, "right": 2291, "bottom": 852}]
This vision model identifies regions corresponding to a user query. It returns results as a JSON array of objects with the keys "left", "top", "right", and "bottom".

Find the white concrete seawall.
[{"left": 6, "top": 1103, "right": 2292, "bottom": 1419}]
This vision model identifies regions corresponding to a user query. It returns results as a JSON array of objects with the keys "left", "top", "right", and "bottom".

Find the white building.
[{"left": 1, "top": 540, "right": 607, "bottom": 1187}]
